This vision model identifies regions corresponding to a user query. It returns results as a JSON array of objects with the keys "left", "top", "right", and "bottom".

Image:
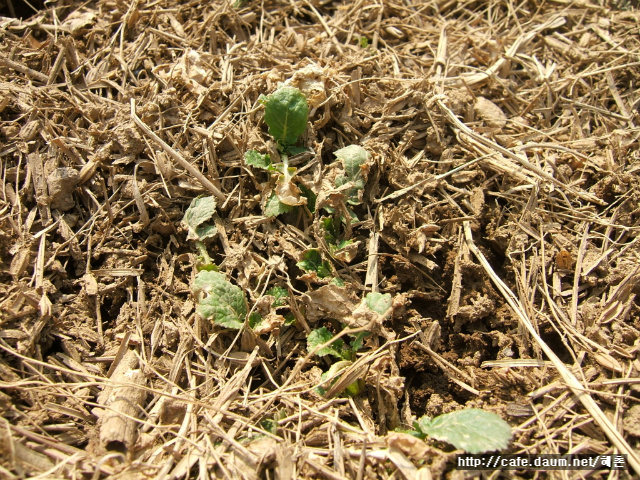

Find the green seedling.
[
  {"left": 248, "top": 285, "right": 294, "bottom": 332},
  {"left": 321, "top": 145, "right": 370, "bottom": 224},
  {"left": 306, "top": 292, "right": 390, "bottom": 396},
  {"left": 307, "top": 326, "right": 368, "bottom": 362},
  {"left": 266, "top": 285, "right": 289, "bottom": 307},
  {"left": 405, "top": 408, "right": 512, "bottom": 454},
  {"left": 334, "top": 145, "right": 370, "bottom": 206},
  {"left": 307, "top": 326, "right": 369, "bottom": 396},
  {"left": 296, "top": 248, "right": 345, "bottom": 285},
  {"left": 364, "top": 291, "right": 392, "bottom": 314},
  {"left": 183, "top": 198, "right": 290, "bottom": 331},
  {"left": 321, "top": 216, "right": 358, "bottom": 263},
  {"left": 194, "top": 275, "right": 291, "bottom": 332},
  {"left": 193, "top": 270, "right": 247, "bottom": 329},
  {"left": 260, "top": 86, "right": 309, "bottom": 147},
  {"left": 182, "top": 196, "right": 219, "bottom": 269},
  {"left": 245, "top": 86, "right": 311, "bottom": 216},
  {"left": 297, "top": 249, "right": 332, "bottom": 279}
]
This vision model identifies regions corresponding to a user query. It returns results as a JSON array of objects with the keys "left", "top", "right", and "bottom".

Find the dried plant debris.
[{"left": 1, "top": 0, "right": 640, "bottom": 478}]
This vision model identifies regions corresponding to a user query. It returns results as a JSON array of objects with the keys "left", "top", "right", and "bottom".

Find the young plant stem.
[
  {"left": 281, "top": 152, "right": 290, "bottom": 180},
  {"left": 195, "top": 241, "right": 212, "bottom": 266}
]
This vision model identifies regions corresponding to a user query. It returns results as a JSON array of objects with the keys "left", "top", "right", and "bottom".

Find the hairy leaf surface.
[
  {"left": 194, "top": 271, "right": 246, "bottom": 329},
  {"left": 416, "top": 409, "right": 512, "bottom": 454},
  {"left": 260, "top": 86, "right": 309, "bottom": 145},
  {"left": 183, "top": 196, "right": 217, "bottom": 241}
]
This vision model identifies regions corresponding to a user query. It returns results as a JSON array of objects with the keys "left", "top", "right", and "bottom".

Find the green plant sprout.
[
  {"left": 193, "top": 272, "right": 291, "bottom": 332},
  {"left": 405, "top": 408, "right": 512, "bottom": 454},
  {"left": 297, "top": 249, "right": 332, "bottom": 278},
  {"left": 296, "top": 248, "right": 345, "bottom": 285},
  {"left": 363, "top": 291, "right": 393, "bottom": 314},
  {"left": 321, "top": 145, "right": 370, "bottom": 224},
  {"left": 306, "top": 292, "right": 391, "bottom": 396},
  {"left": 183, "top": 197, "right": 292, "bottom": 331},
  {"left": 245, "top": 86, "right": 311, "bottom": 216},
  {"left": 261, "top": 86, "right": 309, "bottom": 146},
  {"left": 248, "top": 285, "right": 294, "bottom": 333},
  {"left": 182, "top": 196, "right": 219, "bottom": 270},
  {"left": 334, "top": 145, "right": 370, "bottom": 206},
  {"left": 193, "top": 270, "right": 246, "bottom": 329},
  {"left": 307, "top": 326, "right": 369, "bottom": 396},
  {"left": 321, "top": 216, "right": 358, "bottom": 263}
]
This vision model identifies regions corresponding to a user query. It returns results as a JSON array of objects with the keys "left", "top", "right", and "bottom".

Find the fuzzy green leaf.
[
  {"left": 350, "top": 331, "right": 369, "bottom": 351},
  {"left": 260, "top": 86, "right": 309, "bottom": 145},
  {"left": 297, "top": 249, "right": 332, "bottom": 278},
  {"left": 248, "top": 312, "right": 264, "bottom": 330},
  {"left": 194, "top": 271, "right": 246, "bottom": 329},
  {"left": 335, "top": 145, "right": 369, "bottom": 178},
  {"left": 365, "top": 292, "right": 392, "bottom": 315},
  {"left": 195, "top": 224, "right": 217, "bottom": 240},
  {"left": 334, "top": 145, "right": 369, "bottom": 205},
  {"left": 307, "top": 327, "right": 346, "bottom": 359},
  {"left": 183, "top": 196, "right": 217, "bottom": 241},
  {"left": 264, "top": 193, "right": 295, "bottom": 217},
  {"left": 245, "top": 150, "right": 273, "bottom": 170},
  {"left": 266, "top": 286, "right": 289, "bottom": 307},
  {"left": 416, "top": 409, "right": 512, "bottom": 454}
]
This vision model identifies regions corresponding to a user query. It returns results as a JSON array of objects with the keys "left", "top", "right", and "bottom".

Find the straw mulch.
[{"left": 1, "top": 0, "right": 640, "bottom": 478}]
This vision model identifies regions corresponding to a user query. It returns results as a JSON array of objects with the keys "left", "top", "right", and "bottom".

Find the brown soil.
[{"left": 1, "top": 0, "right": 640, "bottom": 478}]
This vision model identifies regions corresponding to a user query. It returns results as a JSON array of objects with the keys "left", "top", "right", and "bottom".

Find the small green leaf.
[
  {"left": 345, "top": 378, "right": 364, "bottom": 396},
  {"left": 197, "top": 263, "right": 219, "bottom": 272},
  {"left": 260, "top": 86, "right": 309, "bottom": 145},
  {"left": 183, "top": 196, "right": 218, "bottom": 241},
  {"left": 321, "top": 217, "right": 339, "bottom": 242},
  {"left": 317, "top": 360, "right": 360, "bottom": 397},
  {"left": 334, "top": 145, "right": 369, "bottom": 205},
  {"left": 287, "top": 146, "right": 309, "bottom": 156},
  {"left": 194, "top": 271, "right": 247, "bottom": 329},
  {"left": 307, "top": 327, "right": 346, "bottom": 359},
  {"left": 245, "top": 150, "right": 272, "bottom": 170},
  {"left": 417, "top": 409, "right": 512, "bottom": 454},
  {"left": 335, "top": 145, "right": 369, "bottom": 178},
  {"left": 350, "top": 331, "right": 370, "bottom": 351},
  {"left": 284, "top": 313, "right": 296, "bottom": 325},
  {"left": 260, "top": 418, "right": 278, "bottom": 435},
  {"left": 297, "top": 249, "right": 332, "bottom": 278},
  {"left": 195, "top": 224, "right": 217, "bottom": 240},
  {"left": 248, "top": 312, "right": 263, "bottom": 329},
  {"left": 264, "top": 193, "right": 295, "bottom": 217},
  {"left": 299, "top": 184, "right": 317, "bottom": 213},
  {"left": 266, "top": 286, "right": 288, "bottom": 307},
  {"left": 365, "top": 292, "right": 392, "bottom": 315},
  {"left": 336, "top": 239, "right": 352, "bottom": 250}
]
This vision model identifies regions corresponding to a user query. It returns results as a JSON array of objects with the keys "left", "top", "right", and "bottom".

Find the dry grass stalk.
[{"left": 463, "top": 221, "right": 640, "bottom": 475}]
